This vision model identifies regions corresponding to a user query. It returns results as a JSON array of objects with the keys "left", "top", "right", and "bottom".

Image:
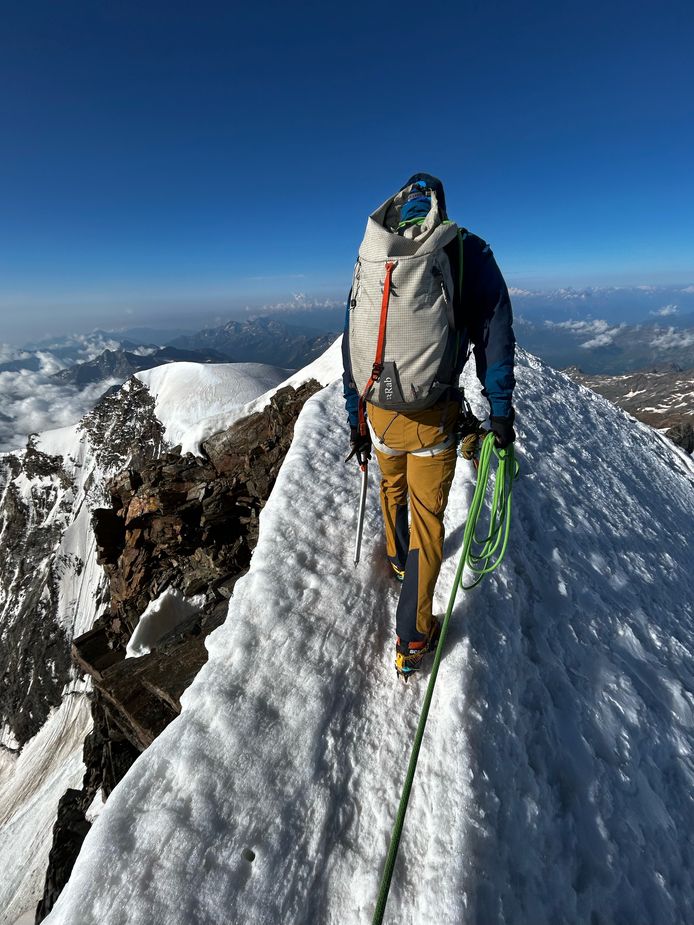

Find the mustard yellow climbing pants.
[{"left": 367, "top": 400, "right": 458, "bottom": 646}]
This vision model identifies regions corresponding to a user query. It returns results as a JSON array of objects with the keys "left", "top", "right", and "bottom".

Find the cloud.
[
  {"left": 0, "top": 341, "right": 126, "bottom": 453},
  {"left": 30, "top": 332, "right": 125, "bottom": 358},
  {"left": 650, "top": 304, "right": 679, "bottom": 317},
  {"left": 544, "top": 318, "right": 623, "bottom": 348},
  {"left": 248, "top": 293, "right": 344, "bottom": 314},
  {"left": 650, "top": 327, "right": 694, "bottom": 349},
  {"left": 580, "top": 331, "right": 618, "bottom": 349},
  {"left": 547, "top": 319, "right": 610, "bottom": 334},
  {"left": 0, "top": 345, "right": 21, "bottom": 364},
  {"left": 681, "top": 286, "right": 694, "bottom": 293},
  {"left": 508, "top": 287, "right": 534, "bottom": 297}
]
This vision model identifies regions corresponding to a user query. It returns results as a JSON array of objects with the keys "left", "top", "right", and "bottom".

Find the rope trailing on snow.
[{"left": 371, "top": 433, "right": 519, "bottom": 925}]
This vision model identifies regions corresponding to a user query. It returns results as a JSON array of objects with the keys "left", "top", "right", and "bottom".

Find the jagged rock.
[
  {"left": 35, "top": 789, "right": 92, "bottom": 922},
  {"left": 23, "top": 436, "right": 71, "bottom": 484},
  {"left": 37, "top": 378, "right": 323, "bottom": 915},
  {"left": 83, "top": 693, "right": 142, "bottom": 798},
  {"left": 71, "top": 625, "right": 126, "bottom": 682},
  {"left": 78, "top": 378, "right": 166, "bottom": 471},
  {"left": 92, "top": 508, "right": 126, "bottom": 565},
  {"left": 0, "top": 452, "right": 74, "bottom": 744},
  {"left": 203, "top": 380, "right": 321, "bottom": 476},
  {"left": 0, "top": 376, "right": 168, "bottom": 746},
  {"left": 76, "top": 380, "right": 322, "bottom": 750},
  {"left": 666, "top": 421, "right": 694, "bottom": 454},
  {"left": 36, "top": 693, "right": 140, "bottom": 922}
]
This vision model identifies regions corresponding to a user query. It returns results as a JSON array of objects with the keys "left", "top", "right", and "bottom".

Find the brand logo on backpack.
[{"left": 384, "top": 376, "right": 393, "bottom": 402}]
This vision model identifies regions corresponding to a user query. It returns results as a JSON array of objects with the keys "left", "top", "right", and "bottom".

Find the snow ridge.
[{"left": 43, "top": 346, "right": 694, "bottom": 925}]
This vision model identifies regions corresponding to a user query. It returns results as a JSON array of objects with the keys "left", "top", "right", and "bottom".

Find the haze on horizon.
[{"left": 1, "top": 1, "right": 693, "bottom": 345}]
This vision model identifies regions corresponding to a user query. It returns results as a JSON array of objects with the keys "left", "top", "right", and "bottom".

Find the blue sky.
[{"left": 1, "top": 0, "right": 693, "bottom": 341}]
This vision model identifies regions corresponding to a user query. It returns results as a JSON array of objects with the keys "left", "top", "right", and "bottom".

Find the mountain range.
[
  {"left": 167, "top": 315, "right": 336, "bottom": 367},
  {"left": 50, "top": 347, "right": 229, "bottom": 388},
  {"left": 515, "top": 316, "right": 694, "bottom": 375},
  {"left": 564, "top": 367, "right": 694, "bottom": 452}
]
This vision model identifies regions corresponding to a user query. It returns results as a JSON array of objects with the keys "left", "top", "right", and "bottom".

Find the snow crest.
[
  {"left": 45, "top": 349, "right": 694, "bottom": 924},
  {"left": 135, "top": 362, "right": 291, "bottom": 455}
]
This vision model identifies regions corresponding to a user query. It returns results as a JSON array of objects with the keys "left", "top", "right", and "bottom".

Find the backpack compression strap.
[{"left": 358, "top": 260, "right": 396, "bottom": 437}]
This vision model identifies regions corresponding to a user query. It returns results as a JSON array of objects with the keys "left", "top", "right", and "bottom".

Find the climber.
[{"left": 342, "top": 173, "right": 516, "bottom": 678}]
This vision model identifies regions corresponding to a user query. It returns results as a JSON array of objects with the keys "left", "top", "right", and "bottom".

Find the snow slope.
[
  {"left": 45, "top": 348, "right": 694, "bottom": 925},
  {"left": 135, "top": 361, "right": 291, "bottom": 455},
  {"left": 1, "top": 361, "right": 296, "bottom": 923},
  {"left": 134, "top": 340, "right": 342, "bottom": 455},
  {"left": 0, "top": 695, "right": 92, "bottom": 925}
]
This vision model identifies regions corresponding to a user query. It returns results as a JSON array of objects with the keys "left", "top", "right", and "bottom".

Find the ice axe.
[
  {"left": 353, "top": 458, "right": 368, "bottom": 565},
  {"left": 345, "top": 430, "right": 371, "bottom": 566}
]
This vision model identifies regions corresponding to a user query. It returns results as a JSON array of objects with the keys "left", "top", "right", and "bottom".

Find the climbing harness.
[{"left": 372, "top": 432, "right": 519, "bottom": 925}]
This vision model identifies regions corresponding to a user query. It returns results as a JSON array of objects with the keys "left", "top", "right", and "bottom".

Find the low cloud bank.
[{"left": 0, "top": 341, "right": 122, "bottom": 453}]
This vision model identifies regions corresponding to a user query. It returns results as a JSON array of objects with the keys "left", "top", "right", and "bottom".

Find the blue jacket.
[{"left": 342, "top": 225, "right": 516, "bottom": 427}]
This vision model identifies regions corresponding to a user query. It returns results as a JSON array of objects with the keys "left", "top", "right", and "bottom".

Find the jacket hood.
[{"left": 401, "top": 173, "right": 448, "bottom": 220}]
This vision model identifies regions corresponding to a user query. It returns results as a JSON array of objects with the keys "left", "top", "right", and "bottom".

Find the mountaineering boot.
[{"left": 394, "top": 618, "right": 441, "bottom": 680}]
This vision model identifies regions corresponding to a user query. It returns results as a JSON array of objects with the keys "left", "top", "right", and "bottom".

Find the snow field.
[
  {"left": 45, "top": 347, "right": 694, "bottom": 924},
  {"left": 0, "top": 695, "right": 92, "bottom": 925},
  {"left": 135, "top": 361, "right": 292, "bottom": 454}
]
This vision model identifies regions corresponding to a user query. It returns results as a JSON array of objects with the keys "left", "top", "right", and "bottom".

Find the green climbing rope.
[
  {"left": 460, "top": 432, "right": 520, "bottom": 589},
  {"left": 371, "top": 433, "right": 519, "bottom": 925}
]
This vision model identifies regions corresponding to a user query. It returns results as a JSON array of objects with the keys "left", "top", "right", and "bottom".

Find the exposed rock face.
[
  {"left": 34, "top": 693, "right": 141, "bottom": 924},
  {"left": 78, "top": 377, "right": 166, "bottom": 471},
  {"left": 93, "top": 381, "right": 321, "bottom": 648},
  {"left": 34, "top": 788, "right": 91, "bottom": 922},
  {"left": 665, "top": 421, "right": 694, "bottom": 454},
  {"left": 0, "top": 444, "right": 74, "bottom": 745},
  {"left": 36, "top": 379, "right": 322, "bottom": 921},
  {"left": 0, "top": 379, "right": 165, "bottom": 749}
]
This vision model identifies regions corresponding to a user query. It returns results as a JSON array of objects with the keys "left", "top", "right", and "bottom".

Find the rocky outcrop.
[
  {"left": 665, "top": 421, "right": 694, "bottom": 454},
  {"left": 78, "top": 377, "right": 166, "bottom": 472},
  {"left": 0, "top": 380, "right": 165, "bottom": 749},
  {"left": 34, "top": 693, "right": 140, "bottom": 923},
  {"left": 0, "top": 443, "right": 77, "bottom": 745},
  {"left": 34, "top": 788, "right": 92, "bottom": 921},
  {"left": 36, "top": 379, "right": 322, "bottom": 921},
  {"left": 92, "top": 381, "right": 321, "bottom": 646}
]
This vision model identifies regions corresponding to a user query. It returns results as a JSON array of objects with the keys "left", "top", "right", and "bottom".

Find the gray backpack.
[{"left": 348, "top": 185, "right": 463, "bottom": 424}]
